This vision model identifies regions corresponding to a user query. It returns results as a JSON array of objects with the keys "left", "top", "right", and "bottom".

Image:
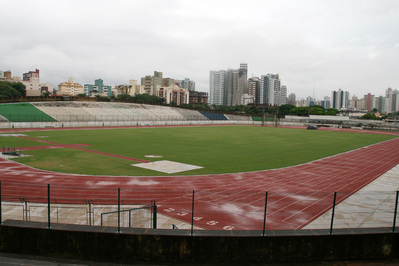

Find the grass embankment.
[
  {"left": 0, "top": 103, "right": 56, "bottom": 122},
  {"left": 0, "top": 126, "right": 396, "bottom": 176}
]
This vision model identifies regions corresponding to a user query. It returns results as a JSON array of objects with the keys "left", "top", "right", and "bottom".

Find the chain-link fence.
[{"left": 1, "top": 181, "right": 398, "bottom": 234}]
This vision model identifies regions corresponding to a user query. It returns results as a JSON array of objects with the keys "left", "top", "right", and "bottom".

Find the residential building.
[
  {"left": 209, "top": 70, "right": 226, "bottom": 105},
  {"left": 321, "top": 96, "right": 331, "bottom": 109},
  {"left": 180, "top": 78, "right": 196, "bottom": 92},
  {"left": 0, "top": 70, "right": 12, "bottom": 81},
  {"left": 386, "top": 88, "right": 399, "bottom": 113},
  {"left": 141, "top": 71, "right": 163, "bottom": 95},
  {"left": 241, "top": 93, "right": 254, "bottom": 105},
  {"left": 277, "top": 85, "right": 287, "bottom": 105},
  {"left": 287, "top": 93, "right": 296, "bottom": 105},
  {"left": 114, "top": 80, "right": 144, "bottom": 97},
  {"left": 331, "top": 89, "right": 350, "bottom": 110},
  {"left": 21, "top": 69, "right": 53, "bottom": 96},
  {"left": 162, "top": 78, "right": 175, "bottom": 87},
  {"left": 189, "top": 91, "right": 208, "bottom": 104},
  {"left": 23, "top": 69, "right": 39, "bottom": 81},
  {"left": 375, "top": 96, "right": 389, "bottom": 114},
  {"left": 157, "top": 85, "right": 188, "bottom": 105},
  {"left": 307, "top": 96, "right": 315, "bottom": 106},
  {"left": 57, "top": 77, "right": 84, "bottom": 96},
  {"left": 225, "top": 63, "right": 247, "bottom": 106},
  {"left": 363, "top": 93, "right": 375, "bottom": 112},
  {"left": 248, "top": 77, "right": 260, "bottom": 104},
  {"left": 260, "top": 74, "right": 280, "bottom": 105},
  {"left": 209, "top": 63, "right": 248, "bottom": 106},
  {"left": 349, "top": 95, "right": 363, "bottom": 111},
  {"left": 84, "top": 79, "right": 111, "bottom": 97}
]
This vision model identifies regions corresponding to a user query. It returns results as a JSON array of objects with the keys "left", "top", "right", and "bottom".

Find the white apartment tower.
[
  {"left": 209, "top": 70, "right": 226, "bottom": 105},
  {"left": 386, "top": 88, "right": 399, "bottom": 113},
  {"left": 260, "top": 74, "right": 280, "bottom": 105}
]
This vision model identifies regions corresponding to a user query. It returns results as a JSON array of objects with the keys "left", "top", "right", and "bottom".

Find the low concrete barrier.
[{"left": 0, "top": 221, "right": 397, "bottom": 264}]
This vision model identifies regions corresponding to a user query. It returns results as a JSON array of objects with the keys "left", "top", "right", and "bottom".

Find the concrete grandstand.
[{"left": 30, "top": 101, "right": 251, "bottom": 122}]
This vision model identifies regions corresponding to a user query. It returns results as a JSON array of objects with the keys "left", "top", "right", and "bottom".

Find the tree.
[
  {"left": 325, "top": 108, "right": 339, "bottom": 116},
  {"left": 278, "top": 104, "right": 295, "bottom": 117},
  {"left": 11, "top": 82, "right": 26, "bottom": 97},
  {"left": 290, "top": 107, "right": 309, "bottom": 116},
  {"left": 0, "top": 81, "right": 23, "bottom": 98},
  {"left": 308, "top": 106, "right": 325, "bottom": 115},
  {"left": 361, "top": 113, "right": 378, "bottom": 120},
  {"left": 116, "top": 94, "right": 133, "bottom": 101}
]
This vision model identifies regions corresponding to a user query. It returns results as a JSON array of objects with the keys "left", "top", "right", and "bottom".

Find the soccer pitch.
[{"left": 2, "top": 126, "right": 397, "bottom": 176}]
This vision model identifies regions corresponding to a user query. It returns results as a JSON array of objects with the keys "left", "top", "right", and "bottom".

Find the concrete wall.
[
  {"left": 0, "top": 120, "right": 262, "bottom": 129},
  {"left": 0, "top": 221, "right": 398, "bottom": 264}
]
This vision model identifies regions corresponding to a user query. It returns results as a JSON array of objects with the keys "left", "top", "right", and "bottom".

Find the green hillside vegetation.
[
  {"left": 2, "top": 126, "right": 396, "bottom": 176},
  {"left": 0, "top": 81, "right": 26, "bottom": 97},
  {"left": 0, "top": 103, "right": 56, "bottom": 122}
]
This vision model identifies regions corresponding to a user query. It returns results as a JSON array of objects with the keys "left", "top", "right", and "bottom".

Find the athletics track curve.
[{"left": 0, "top": 125, "right": 398, "bottom": 231}]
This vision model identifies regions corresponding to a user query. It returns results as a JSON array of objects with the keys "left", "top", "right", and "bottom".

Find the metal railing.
[{"left": 0, "top": 181, "right": 398, "bottom": 235}]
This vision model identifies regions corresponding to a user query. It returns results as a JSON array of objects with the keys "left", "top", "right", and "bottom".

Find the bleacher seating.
[
  {"left": 3, "top": 102, "right": 253, "bottom": 123},
  {"left": 199, "top": 111, "right": 228, "bottom": 120}
]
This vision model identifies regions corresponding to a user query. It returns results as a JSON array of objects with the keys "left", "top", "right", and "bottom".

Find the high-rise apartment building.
[
  {"left": 225, "top": 63, "right": 247, "bottom": 106},
  {"left": 260, "top": 74, "right": 280, "bottom": 105},
  {"left": 209, "top": 70, "right": 226, "bottom": 105},
  {"left": 386, "top": 88, "right": 399, "bottom": 113},
  {"left": 278, "top": 85, "right": 287, "bottom": 105},
  {"left": 287, "top": 93, "right": 296, "bottom": 105},
  {"left": 141, "top": 71, "right": 163, "bottom": 95},
  {"left": 321, "top": 96, "right": 331, "bottom": 109},
  {"left": 180, "top": 78, "right": 196, "bottom": 92},
  {"left": 375, "top": 96, "right": 389, "bottom": 114},
  {"left": 248, "top": 77, "right": 260, "bottom": 104},
  {"left": 331, "top": 89, "right": 350, "bottom": 110},
  {"left": 349, "top": 95, "right": 363, "bottom": 111},
  {"left": 363, "top": 93, "right": 375, "bottom": 112},
  {"left": 210, "top": 63, "right": 247, "bottom": 106}
]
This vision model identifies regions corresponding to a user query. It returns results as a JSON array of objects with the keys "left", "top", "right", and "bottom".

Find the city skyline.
[
  {"left": 1, "top": 0, "right": 398, "bottom": 99},
  {"left": 1, "top": 67, "right": 397, "bottom": 104}
]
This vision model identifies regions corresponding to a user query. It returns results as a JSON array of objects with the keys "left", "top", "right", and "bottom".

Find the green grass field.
[
  {"left": 0, "top": 103, "right": 56, "bottom": 122},
  {"left": 1, "top": 126, "right": 396, "bottom": 176}
]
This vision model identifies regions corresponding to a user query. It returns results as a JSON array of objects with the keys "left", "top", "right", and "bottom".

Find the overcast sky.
[{"left": 1, "top": 0, "right": 398, "bottom": 100}]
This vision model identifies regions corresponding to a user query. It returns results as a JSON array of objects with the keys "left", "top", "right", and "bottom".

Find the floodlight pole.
[
  {"left": 262, "top": 107, "right": 265, "bottom": 127},
  {"left": 330, "top": 191, "right": 337, "bottom": 235},
  {"left": 191, "top": 190, "right": 195, "bottom": 236},
  {"left": 275, "top": 107, "right": 279, "bottom": 128},
  {"left": 47, "top": 184, "right": 51, "bottom": 229}
]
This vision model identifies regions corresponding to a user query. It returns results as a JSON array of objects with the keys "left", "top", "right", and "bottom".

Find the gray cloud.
[{"left": 1, "top": 0, "right": 398, "bottom": 100}]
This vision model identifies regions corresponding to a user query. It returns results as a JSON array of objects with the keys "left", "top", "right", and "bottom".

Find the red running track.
[{"left": 0, "top": 126, "right": 398, "bottom": 231}]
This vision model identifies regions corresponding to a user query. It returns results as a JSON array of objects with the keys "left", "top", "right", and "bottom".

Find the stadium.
[{"left": 0, "top": 100, "right": 399, "bottom": 263}]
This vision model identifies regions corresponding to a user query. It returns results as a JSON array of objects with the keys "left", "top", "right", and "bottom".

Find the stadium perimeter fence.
[
  {"left": 0, "top": 113, "right": 252, "bottom": 123},
  {"left": 1, "top": 181, "right": 399, "bottom": 235}
]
